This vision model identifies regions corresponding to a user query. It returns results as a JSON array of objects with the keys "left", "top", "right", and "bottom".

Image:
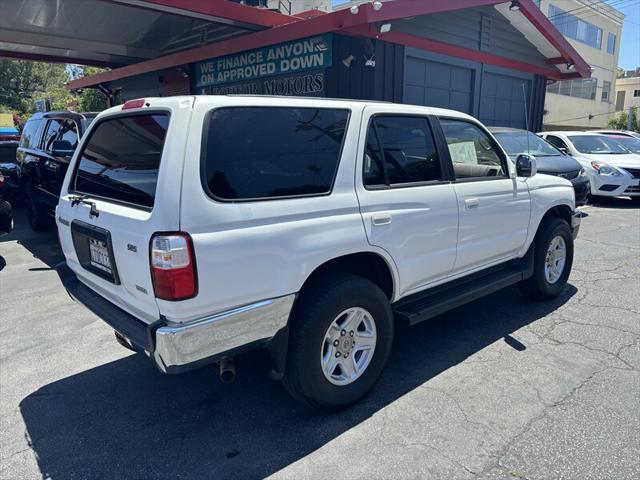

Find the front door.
[
  {"left": 437, "top": 117, "right": 530, "bottom": 273},
  {"left": 355, "top": 107, "right": 459, "bottom": 297}
]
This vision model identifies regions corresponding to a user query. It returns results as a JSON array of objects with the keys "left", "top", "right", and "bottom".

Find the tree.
[
  {"left": 607, "top": 107, "right": 639, "bottom": 132},
  {"left": 0, "top": 60, "right": 108, "bottom": 117}
]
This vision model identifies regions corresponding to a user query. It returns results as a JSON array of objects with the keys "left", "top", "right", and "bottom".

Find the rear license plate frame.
[{"left": 70, "top": 220, "right": 120, "bottom": 284}]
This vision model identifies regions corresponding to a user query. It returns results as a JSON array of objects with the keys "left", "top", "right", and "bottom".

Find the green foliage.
[
  {"left": 607, "top": 107, "right": 639, "bottom": 132},
  {"left": 0, "top": 60, "right": 108, "bottom": 117}
]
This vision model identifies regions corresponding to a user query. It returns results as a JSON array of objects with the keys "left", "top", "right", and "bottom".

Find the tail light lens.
[{"left": 150, "top": 233, "right": 197, "bottom": 300}]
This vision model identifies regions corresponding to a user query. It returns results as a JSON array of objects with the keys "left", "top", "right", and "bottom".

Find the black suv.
[
  {"left": 489, "top": 127, "right": 590, "bottom": 206},
  {"left": 16, "top": 111, "right": 97, "bottom": 230}
]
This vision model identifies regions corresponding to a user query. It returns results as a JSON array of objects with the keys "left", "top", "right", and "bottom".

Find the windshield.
[
  {"left": 568, "top": 135, "right": 629, "bottom": 154},
  {"left": 493, "top": 131, "right": 561, "bottom": 156},
  {"left": 605, "top": 136, "right": 640, "bottom": 154}
]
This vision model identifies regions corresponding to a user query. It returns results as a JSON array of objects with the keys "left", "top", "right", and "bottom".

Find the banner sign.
[{"left": 195, "top": 34, "right": 332, "bottom": 88}]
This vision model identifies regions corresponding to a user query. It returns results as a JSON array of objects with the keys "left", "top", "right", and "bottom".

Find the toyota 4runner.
[{"left": 56, "top": 96, "right": 582, "bottom": 410}]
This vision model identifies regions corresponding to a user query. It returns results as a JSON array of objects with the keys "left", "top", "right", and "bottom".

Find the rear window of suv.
[
  {"left": 73, "top": 113, "right": 169, "bottom": 209},
  {"left": 202, "top": 107, "right": 349, "bottom": 201}
]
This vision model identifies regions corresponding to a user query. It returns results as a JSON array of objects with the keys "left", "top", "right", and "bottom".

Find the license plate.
[{"left": 89, "top": 238, "right": 112, "bottom": 274}]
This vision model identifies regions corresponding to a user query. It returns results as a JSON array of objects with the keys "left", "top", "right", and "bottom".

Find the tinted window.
[
  {"left": 440, "top": 119, "right": 506, "bottom": 179},
  {"left": 19, "top": 119, "right": 42, "bottom": 148},
  {"left": 364, "top": 116, "right": 442, "bottom": 187},
  {"left": 42, "top": 119, "right": 63, "bottom": 153},
  {"left": 56, "top": 119, "right": 79, "bottom": 151},
  {"left": 73, "top": 114, "right": 169, "bottom": 208},
  {"left": 203, "top": 107, "right": 349, "bottom": 200}
]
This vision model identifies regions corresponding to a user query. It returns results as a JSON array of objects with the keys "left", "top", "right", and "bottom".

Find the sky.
[
  {"left": 332, "top": 0, "right": 640, "bottom": 70},
  {"left": 611, "top": 0, "right": 640, "bottom": 70}
]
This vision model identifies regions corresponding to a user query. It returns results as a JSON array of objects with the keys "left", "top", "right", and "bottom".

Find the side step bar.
[{"left": 393, "top": 249, "right": 534, "bottom": 326}]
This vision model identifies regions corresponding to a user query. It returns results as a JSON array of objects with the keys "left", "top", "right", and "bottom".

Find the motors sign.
[{"left": 195, "top": 35, "right": 332, "bottom": 88}]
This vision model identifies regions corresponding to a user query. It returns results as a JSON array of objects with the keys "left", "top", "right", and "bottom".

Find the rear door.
[
  {"left": 57, "top": 98, "right": 193, "bottom": 323},
  {"left": 40, "top": 117, "right": 80, "bottom": 205},
  {"left": 355, "top": 106, "right": 459, "bottom": 296}
]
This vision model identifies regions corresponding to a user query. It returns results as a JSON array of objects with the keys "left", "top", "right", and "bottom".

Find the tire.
[
  {"left": 518, "top": 217, "right": 573, "bottom": 300},
  {"left": 25, "top": 183, "right": 51, "bottom": 231},
  {"left": 282, "top": 274, "right": 394, "bottom": 410}
]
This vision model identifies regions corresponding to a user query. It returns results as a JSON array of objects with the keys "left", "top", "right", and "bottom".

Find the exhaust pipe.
[{"left": 219, "top": 357, "right": 236, "bottom": 383}]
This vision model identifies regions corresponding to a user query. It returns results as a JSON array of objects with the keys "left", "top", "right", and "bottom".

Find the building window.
[
  {"left": 547, "top": 78, "right": 598, "bottom": 100},
  {"left": 601, "top": 80, "right": 611, "bottom": 102},
  {"left": 549, "top": 5, "right": 603, "bottom": 49},
  {"left": 607, "top": 33, "right": 616, "bottom": 54},
  {"left": 634, "top": 90, "right": 640, "bottom": 97}
]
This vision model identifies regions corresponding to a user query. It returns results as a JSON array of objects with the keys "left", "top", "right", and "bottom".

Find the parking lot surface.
[{"left": 1, "top": 201, "right": 639, "bottom": 480}]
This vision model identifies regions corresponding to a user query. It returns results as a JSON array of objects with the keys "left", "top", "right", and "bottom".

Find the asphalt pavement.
[{"left": 0, "top": 200, "right": 638, "bottom": 480}]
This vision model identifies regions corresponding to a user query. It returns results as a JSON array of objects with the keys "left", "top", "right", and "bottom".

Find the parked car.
[
  {"left": 55, "top": 96, "right": 581, "bottom": 410},
  {"left": 540, "top": 131, "right": 639, "bottom": 202},
  {"left": 594, "top": 132, "right": 640, "bottom": 155},
  {"left": 16, "top": 111, "right": 97, "bottom": 230},
  {"left": 0, "top": 113, "right": 21, "bottom": 200},
  {"left": 489, "top": 127, "right": 589, "bottom": 206}
]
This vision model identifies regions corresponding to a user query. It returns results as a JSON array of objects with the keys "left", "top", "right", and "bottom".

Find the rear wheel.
[
  {"left": 518, "top": 217, "right": 573, "bottom": 300},
  {"left": 282, "top": 274, "right": 393, "bottom": 410},
  {"left": 25, "top": 183, "right": 51, "bottom": 231}
]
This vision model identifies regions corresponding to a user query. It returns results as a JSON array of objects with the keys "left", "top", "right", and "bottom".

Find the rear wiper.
[{"left": 69, "top": 194, "right": 99, "bottom": 218}]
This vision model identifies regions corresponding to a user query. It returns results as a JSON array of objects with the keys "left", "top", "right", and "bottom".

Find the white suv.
[{"left": 56, "top": 96, "right": 581, "bottom": 409}]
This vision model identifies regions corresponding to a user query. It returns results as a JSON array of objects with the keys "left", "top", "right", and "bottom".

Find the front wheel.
[
  {"left": 282, "top": 274, "right": 394, "bottom": 410},
  {"left": 518, "top": 217, "right": 574, "bottom": 300}
]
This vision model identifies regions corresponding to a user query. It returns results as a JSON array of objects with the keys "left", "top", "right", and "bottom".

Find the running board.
[{"left": 393, "top": 250, "right": 534, "bottom": 326}]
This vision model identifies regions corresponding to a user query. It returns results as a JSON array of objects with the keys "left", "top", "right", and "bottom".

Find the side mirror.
[
  {"left": 0, "top": 200, "right": 13, "bottom": 235},
  {"left": 51, "top": 140, "right": 74, "bottom": 157},
  {"left": 516, "top": 154, "right": 537, "bottom": 178}
]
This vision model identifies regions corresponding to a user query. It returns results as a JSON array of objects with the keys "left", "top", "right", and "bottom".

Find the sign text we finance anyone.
[{"left": 196, "top": 35, "right": 332, "bottom": 87}]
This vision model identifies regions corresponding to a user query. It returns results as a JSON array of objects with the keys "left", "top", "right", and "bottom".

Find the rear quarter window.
[
  {"left": 202, "top": 107, "right": 349, "bottom": 201},
  {"left": 72, "top": 113, "right": 169, "bottom": 209}
]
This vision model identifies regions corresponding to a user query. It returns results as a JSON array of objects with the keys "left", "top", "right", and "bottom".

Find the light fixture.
[
  {"left": 378, "top": 22, "right": 392, "bottom": 34},
  {"left": 364, "top": 54, "right": 376, "bottom": 67},
  {"left": 313, "top": 38, "right": 328, "bottom": 52},
  {"left": 350, "top": 5, "right": 359, "bottom": 15},
  {"left": 566, "top": 62, "right": 575, "bottom": 71},
  {"left": 342, "top": 54, "right": 356, "bottom": 68},
  {"left": 372, "top": 1, "right": 383, "bottom": 11},
  {"left": 509, "top": 0, "right": 520, "bottom": 11}
]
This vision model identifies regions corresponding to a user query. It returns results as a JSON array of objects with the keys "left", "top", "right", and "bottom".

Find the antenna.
[{"left": 522, "top": 83, "right": 530, "bottom": 156}]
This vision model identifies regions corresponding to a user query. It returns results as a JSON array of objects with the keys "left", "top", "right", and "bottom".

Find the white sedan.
[{"left": 539, "top": 131, "right": 639, "bottom": 202}]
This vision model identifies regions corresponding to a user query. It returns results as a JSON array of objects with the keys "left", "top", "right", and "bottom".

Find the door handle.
[
  {"left": 465, "top": 198, "right": 479, "bottom": 209},
  {"left": 372, "top": 214, "right": 392, "bottom": 226}
]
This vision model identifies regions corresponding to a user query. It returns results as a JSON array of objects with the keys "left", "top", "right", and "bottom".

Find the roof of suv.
[{"left": 100, "top": 95, "right": 477, "bottom": 123}]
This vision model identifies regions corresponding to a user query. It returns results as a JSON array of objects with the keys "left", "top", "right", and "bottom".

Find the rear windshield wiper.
[{"left": 69, "top": 194, "right": 99, "bottom": 217}]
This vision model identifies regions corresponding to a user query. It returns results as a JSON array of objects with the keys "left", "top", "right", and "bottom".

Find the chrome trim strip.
[{"left": 153, "top": 294, "right": 296, "bottom": 371}]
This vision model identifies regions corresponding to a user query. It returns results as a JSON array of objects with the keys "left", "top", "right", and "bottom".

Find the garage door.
[
  {"left": 404, "top": 56, "right": 474, "bottom": 114},
  {"left": 479, "top": 72, "right": 530, "bottom": 129}
]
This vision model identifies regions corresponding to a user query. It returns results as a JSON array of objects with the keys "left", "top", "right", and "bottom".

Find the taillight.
[
  {"left": 122, "top": 99, "right": 146, "bottom": 110},
  {"left": 150, "top": 233, "right": 197, "bottom": 301}
]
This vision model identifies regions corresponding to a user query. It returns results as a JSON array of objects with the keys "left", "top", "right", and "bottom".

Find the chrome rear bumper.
[{"left": 56, "top": 261, "right": 295, "bottom": 374}]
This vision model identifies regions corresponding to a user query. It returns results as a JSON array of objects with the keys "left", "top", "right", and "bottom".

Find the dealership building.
[{"left": 3, "top": 0, "right": 591, "bottom": 131}]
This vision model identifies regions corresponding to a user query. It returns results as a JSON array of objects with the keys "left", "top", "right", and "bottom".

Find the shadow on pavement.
[
  {"left": 0, "top": 206, "right": 62, "bottom": 269},
  {"left": 587, "top": 196, "right": 639, "bottom": 209},
  {"left": 20, "top": 283, "right": 577, "bottom": 480}
]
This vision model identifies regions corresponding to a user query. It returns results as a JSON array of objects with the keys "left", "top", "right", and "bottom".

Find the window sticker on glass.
[{"left": 448, "top": 141, "right": 478, "bottom": 165}]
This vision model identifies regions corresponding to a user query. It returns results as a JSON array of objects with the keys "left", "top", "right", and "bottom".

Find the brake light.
[
  {"left": 122, "top": 99, "right": 146, "bottom": 110},
  {"left": 150, "top": 233, "right": 197, "bottom": 300}
]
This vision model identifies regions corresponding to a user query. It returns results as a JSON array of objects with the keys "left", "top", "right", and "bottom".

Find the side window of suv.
[
  {"left": 203, "top": 107, "right": 349, "bottom": 201},
  {"left": 42, "top": 119, "right": 62, "bottom": 153},
  {"left": 43, "top": 119, "right": 79, "bottom": 154},
  {"left": 439, "top": 119, "right": 507, "bottom": 179},
  {"left": 363, "top": 116, "right": 442, "bottom": 188}
]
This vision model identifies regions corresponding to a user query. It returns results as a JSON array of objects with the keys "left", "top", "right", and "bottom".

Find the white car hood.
[{"left": 580, "top": 153, "right": 640, "bottom": 170}]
